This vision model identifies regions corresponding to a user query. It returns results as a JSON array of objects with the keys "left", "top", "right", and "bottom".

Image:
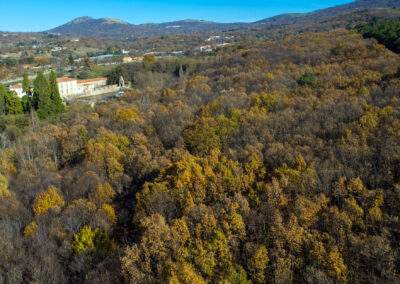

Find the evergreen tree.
[
  {"left": 33, "top": 72, "right": 53, "bottom": 119},
  {"left": 22, "top": 72, "right": 30, "bottom": 95},
  {"left": 297, "top": 72, "right": 316, "bottom": 87},
  {"left": 356, "top": 18, "right": 400, "bottom": 53},
  {"left": 69, "top": 54, "right": 74, "bottom": 66},
  {"left": 49, "top": 71, "right": 64, "bottom": 113},
  {"left": 22, "top": 72, "right": 32, "bottom": 112},
  {"left": 0, "top": 84, "right": 7, "bottom": 115},
  {"left": 106, "top": 65, "right": 129, "bottom": 85},
  {"left": 21, "top": 95, "right": 31, "bottom": 113},
  {"left": 5, "top": 91, "right": 23, "bottom": 115}
]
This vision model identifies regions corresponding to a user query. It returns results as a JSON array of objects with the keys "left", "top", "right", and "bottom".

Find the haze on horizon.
[{"left": 1, "top": 0, "right": 354, "bottom": 32}]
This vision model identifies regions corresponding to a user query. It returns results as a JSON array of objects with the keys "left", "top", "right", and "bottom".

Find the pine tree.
[
  {"left": 33, "top": 72, "right": 53, "bottom": 119},
  {"left": 49, "top": 71, "right": 64, "bottom": 113}
]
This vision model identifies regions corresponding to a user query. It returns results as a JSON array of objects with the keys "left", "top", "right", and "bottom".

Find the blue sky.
[{"left": 1, "top": 0, "right": 354, "bottom": 32}]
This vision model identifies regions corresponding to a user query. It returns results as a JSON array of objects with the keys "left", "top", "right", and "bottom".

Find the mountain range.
[
  {"left": 47, "top": 17, "right": 246, "bottom": 39},
  {"left": 46, "top": 0, "right": 400, "bottom": 39}
]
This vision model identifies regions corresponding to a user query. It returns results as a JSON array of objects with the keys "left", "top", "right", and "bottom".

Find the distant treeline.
[{"left": 0, "top": 56, "right": 35, "bottom": 67}]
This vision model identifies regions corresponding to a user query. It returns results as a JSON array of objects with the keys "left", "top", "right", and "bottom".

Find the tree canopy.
[{"left": 1, "top": 29, "right": 400, "bottom": 283}]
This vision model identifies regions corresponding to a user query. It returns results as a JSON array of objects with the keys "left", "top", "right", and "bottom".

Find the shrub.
[{"left": 297, "top": 72, "right": 316, "bottom": 86}]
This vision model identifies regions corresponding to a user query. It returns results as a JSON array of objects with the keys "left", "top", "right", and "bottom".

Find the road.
[{"left": 0, "top": 71, "right": 51, "bottom": 85}]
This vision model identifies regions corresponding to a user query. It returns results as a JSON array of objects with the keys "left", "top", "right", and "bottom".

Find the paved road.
[{"left": 0, "top": 71, "right": 50, "bottom": 85}]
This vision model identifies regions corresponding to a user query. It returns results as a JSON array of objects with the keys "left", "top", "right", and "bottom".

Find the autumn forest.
[{"left": 2, "top": 14, "right": 400, "bottom": 283}]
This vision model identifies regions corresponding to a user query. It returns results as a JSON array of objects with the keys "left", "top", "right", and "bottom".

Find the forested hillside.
[
  {"left": 356, "top": 17, "right": 400, "bottom": 52},
  {"left": 2, "top": 29, "right": 400, "bottom": 283}
]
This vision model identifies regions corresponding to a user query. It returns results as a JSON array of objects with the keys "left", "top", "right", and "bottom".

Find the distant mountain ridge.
[
  {"left": 47, "top": 16, "right": 246, "bottom": 39},
  {"left": 47, "top": 17, "right": 138, "bottom": 38},
  {"left": 257, "top": 0, "right": 400, "bottom": 26},
  {"left": 46, "top": 0, "right": 400, "bottom": 39}
]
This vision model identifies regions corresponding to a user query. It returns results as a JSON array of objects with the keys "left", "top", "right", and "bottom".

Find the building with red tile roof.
[{"left": 9, "top": 77, "right": 109, "bottom": 98}]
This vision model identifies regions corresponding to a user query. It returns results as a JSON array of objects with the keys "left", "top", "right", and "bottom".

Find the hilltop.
[
  {"left": 46, "top": 16, "right": 246, "bottom": 39},
  {"left": 44, "top": 0, "right": 400, "bottom": 39}
]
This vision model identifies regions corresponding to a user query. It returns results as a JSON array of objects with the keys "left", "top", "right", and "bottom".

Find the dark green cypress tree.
[
  {"left": 33, "top": 72, "right": 53, "bottom": 119},
  {"left": 49, "top": 71, "right": 64, "bottom": 113},
  {"left": 5, "top": 91, "right": 23, "bottom": 115},
  {"left": 22, "top": 72, "right": 32, "bottom": 112},
  {"left": 21, "top": 95, "right": 31, "bottom": 113},
  {"left": 69, "top": 54, "right": 74, "bottom": 65},
  {"left": 0, "top": 84, "right": 7, "bottom": 115},
  {"left": 22, "top": 72, "right": 30, "bottom": 95}
]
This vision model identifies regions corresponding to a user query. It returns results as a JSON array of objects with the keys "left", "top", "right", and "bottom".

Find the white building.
[
  {"left": 199, "top": 45, "right": 213, "bottom": 52},
  {"left": 77, "top": 78, "right": 107, "bottom": 94},
  {"left": 57, "top": 78, "right": 78, "bottom": 97},
  {"left": 9, "top": 84, "right": 25, "bottom": 98},
  {"left": 207, "top": 35, "right": 221, "bottom": 42},
  {"left": 58, "top": 77, "right": 107, "bottom": 97},
  {"left": 51, "top": 46, "right": 62, "bottom": 52},
  {"left": 9, "top": 77, "right": 108, "bottom": 99}
]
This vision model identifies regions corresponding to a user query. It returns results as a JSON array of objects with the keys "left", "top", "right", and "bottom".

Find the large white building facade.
[
  {"left": 57, "top": 78, "right": 78, "bottom": 97},
  {"left": 9, "top": 77, "right": 108, "bottom": 98}
]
